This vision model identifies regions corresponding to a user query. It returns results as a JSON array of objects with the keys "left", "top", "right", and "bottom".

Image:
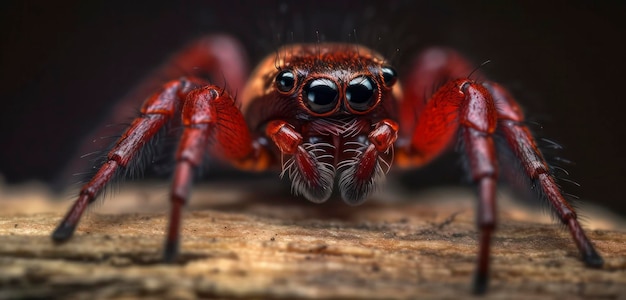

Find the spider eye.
[
  {"left": 275, "top": 70, "right": 296, "bottom": 93},
  {"left": 381, "top": 67, "right": 398, "bottom": 87},
  {"left": 302, "top": 78, "right": 339, "bottom": 114},
  {"left": 346, "top": 76, "right": 377, "bottom": 111}
]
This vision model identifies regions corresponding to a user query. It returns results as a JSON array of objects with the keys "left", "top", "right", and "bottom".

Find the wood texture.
[{"left": 0, "top": 181, "right": 624, "bottom": 299}]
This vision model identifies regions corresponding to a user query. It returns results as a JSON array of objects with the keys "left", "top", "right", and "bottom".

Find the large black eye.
[
  {"left": 302, "top": 78, "right": 339, "bottom": 114},
  {"left": 275, "top": 70, "right": 296, "bottom": 93},
  {"left": 381, "top": 67, "right": 398, "bottom": 87},
  {"left": 346, "top": 76, "right": 376, "bottom": 111}
]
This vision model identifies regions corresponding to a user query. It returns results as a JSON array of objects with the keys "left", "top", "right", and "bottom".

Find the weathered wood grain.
[{"left": 0, "top": 182, "right": 624, "bottom": 299}]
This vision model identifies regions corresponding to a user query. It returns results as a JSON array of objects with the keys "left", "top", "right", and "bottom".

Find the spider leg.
[
  {"left": 459, "top": 82, "right": 499, "bottom": 294},
  {"left": 52, "top": 78, "right": 191, "bottom": 241},
  {"left": 398, "top": 79, "right": 499, "bottom": 294},
  {"left": 61, "top": 35, "right": 249, "bottom": 183},
  {"left": 53, "top": 77, "right": 263, "bottom": 263},
  {"left": 397, "top": 47, "right": 602, "bottom": 294},
  {"left": 163, "top": 84, "right": 264, "bottom": 261},
  {"left": 486, "top": 82, "right": 604, "bottom": 267}
]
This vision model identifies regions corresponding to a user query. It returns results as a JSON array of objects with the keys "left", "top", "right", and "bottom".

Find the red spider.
[{"left": 52, "top": 35, "right": 603, "bottom": 294}]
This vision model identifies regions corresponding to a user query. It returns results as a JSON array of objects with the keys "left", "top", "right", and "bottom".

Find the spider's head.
[
  {"left": 239, "top": 43, "right": 401, "bottom": 121},
  {"left": 270, "top": 43, "right": 400, "bottom": 119}
]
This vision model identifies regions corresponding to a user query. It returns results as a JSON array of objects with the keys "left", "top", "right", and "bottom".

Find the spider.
[{"left": 51, "top": 35, "right": 603, "bottom": 294}]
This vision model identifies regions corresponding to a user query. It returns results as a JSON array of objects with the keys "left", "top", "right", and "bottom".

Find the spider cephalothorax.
[
  {"left": 52, "top": 35, "right": 603, "bottom": 294},
  {"left": 242, "top": 44, "right": 399, "bottom": 204}
]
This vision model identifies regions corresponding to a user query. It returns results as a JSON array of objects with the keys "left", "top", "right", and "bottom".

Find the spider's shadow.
[
  {"left": 186, "top": 174, "right": 407, "bottom": 223},
  {"left": 185, "top": 153, "right": 469, "bottom": 222}
]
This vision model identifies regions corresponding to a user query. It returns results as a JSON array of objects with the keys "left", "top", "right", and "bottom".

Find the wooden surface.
[{"left": 0, "top": 180, "right": 625, "bottom": 299}]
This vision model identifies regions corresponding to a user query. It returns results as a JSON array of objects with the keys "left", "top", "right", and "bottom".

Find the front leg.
[
  {"left": 52, "top": 78, "right": 193, "bottom": 242},
  {"left": 164, "top": 85, "right": 260, "bottom": 261},
  {"left": 52, "top": 77, "right": 264, "bottom": 263},
  {"left": 486, "top": 82, "right": 604, "bottom": 268},
  {"left": 62, "top": 35, "right": 250, "bottom": 181},
  {"left": 397, "top": 47, "right": 603, "bottom": 293},
  {"left": 399, "top": 79, "right": 499, "bottom": 293},
  {"left": 397, "top": 78, "right": 603, "bottom": 293}
]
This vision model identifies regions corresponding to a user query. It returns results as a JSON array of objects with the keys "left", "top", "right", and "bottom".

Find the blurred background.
[{"left": 1, "top": 0, "right": 625, "bottom": 216}]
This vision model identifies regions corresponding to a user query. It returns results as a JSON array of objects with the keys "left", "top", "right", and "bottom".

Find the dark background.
[{"left": 1, "top": 1, "right": 625, "bottom": 216}]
